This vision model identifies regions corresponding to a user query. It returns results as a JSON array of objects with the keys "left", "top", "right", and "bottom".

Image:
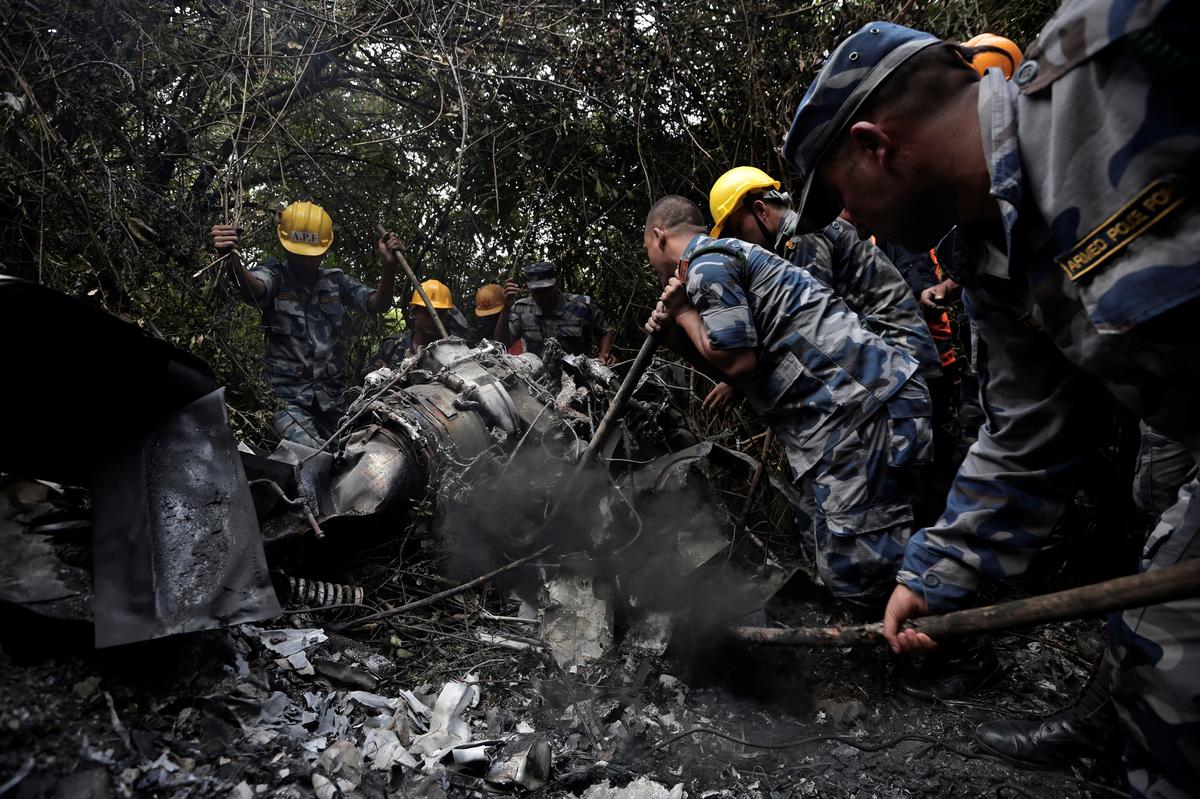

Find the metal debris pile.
[
  {"left": 0, "top": 340, "right": 1129, "bottom": 797},
  {"left": 0, "top": 559, "right": 1127, "bottom": 797}
]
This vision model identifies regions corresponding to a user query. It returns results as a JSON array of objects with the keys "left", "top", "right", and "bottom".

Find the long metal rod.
[
  {"left": 731, "top": 558, "right": 1200, "bottom": 648},
  {"left": 334, "top": 545, "right": 551, "bottom": 632},
  {"left": 378, "top": 224, "right": 448, "bottom": 339}
]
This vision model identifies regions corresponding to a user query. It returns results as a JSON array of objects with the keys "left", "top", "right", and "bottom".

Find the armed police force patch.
[{"left": 1056, "top": 177, "right": 1189, "bottom": 282}]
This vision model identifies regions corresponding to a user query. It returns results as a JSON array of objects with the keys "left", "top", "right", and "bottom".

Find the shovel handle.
[
  {"left": 578, "top": 332, "right": 661, "bottom": 470},
  {"left": 730, "top": 558, "right": 1200, "bottom": 647},
  {"left": 378, "top": 224, "right": 449, "bottom": 339}
]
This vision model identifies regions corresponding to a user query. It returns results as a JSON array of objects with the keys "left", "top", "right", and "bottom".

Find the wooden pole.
[
  {"left": 577, "top": 332, "right": 661, "bottom": 470},
  {"left": 737, "top": 431, "right": 774, "bottom": 531},
  {"left": 730, "top": 558, "right": 1200, "bottom": 647},
  {"left": 543, "top": 332, "right": 662, "bottom": 527},
  {"left": 377, "top": 224, "right": 448, "bottom": 339}
]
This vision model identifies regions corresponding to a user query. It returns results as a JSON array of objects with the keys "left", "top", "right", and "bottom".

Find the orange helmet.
[
  {"left": 475, "top": 283, "right": 504, "bottom": 317},
  {"left": 964, "top": 34, "right": 1023, "bottom": 80}
]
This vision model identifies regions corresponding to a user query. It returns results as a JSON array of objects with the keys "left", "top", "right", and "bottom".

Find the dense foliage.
[{"left": 1, "top": 0, "right": 1057, "bottom": 438}]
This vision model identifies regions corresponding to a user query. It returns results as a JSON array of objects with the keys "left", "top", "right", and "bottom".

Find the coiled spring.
[{"left": 283, "top": 575, "right": 364, "bottom": 608}]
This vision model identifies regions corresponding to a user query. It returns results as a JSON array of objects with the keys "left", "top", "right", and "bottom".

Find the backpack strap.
[{"left": 676, "top": 241, "right": 748, "bottom": 282}]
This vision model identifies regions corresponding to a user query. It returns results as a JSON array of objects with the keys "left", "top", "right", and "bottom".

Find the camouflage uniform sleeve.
[
  {"left": 332, "top": 270, "right": 376, "bottom": 314},
  {"left": 507, "top": 300, "right": 525, "bottom": 340},
  {"left": 825, "top": 223, "right": 941, "bottom": 376},
  {"left": 685, "top": 254, "right": 758, "bottom": 350},
  {"left": 897, "top": 292, "right": 1110, "bottom": 611},
  {"left": 247, "top": 260, "right": 283, "bottom": 310}
]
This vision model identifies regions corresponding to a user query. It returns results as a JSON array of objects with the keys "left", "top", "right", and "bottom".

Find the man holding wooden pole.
[
  {"left": 783, "top": 6, "right": 1199, "bottom": 794},
  {"left": 211, "top": 201, "right": 400, "bottom": 446}
]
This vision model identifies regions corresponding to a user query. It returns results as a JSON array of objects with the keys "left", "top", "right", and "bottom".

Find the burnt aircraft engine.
[
  {"left": 255, "top": 337, "right": 664, "bottom": 550},
  {"left": 252, "top": 337, "right": 798, "bottom": 629}
]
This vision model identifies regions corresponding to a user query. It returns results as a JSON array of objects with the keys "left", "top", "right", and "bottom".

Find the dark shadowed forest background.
[{"left": 1, "top": 0, "right": 1057, "bottom": 441}]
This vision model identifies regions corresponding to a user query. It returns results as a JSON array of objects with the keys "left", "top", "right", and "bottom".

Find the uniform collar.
[
  {"left": 975, "top": 68, "right": 1022, "bottom": 279},
  {"left": 681, "top": 232, "right": 710, "bottom": 261}
]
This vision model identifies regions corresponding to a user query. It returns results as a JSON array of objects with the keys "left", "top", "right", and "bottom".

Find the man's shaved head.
[
  {"left": 643, "top": 195, "right": 707, "bottom": 283},
  {"left": 645, "top": 195, "right": 705, "bottom": 232}
]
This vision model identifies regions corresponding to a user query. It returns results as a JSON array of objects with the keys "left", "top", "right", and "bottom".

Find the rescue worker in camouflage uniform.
[
  {"left": 368, "top": 280, "right": 468, "bottom": 369},
  {"left": 472, "top": 283, "right": 506, "bottom": 343},
  {"left": 642, "top": 195, "right": 932, "bottom": 610},
  {"left": 495, "top": 262, "right": 616, "bottom": 365},
  {"left": 709, "top": 167, "right": 940, "bottom": 378},
  {"left": 211, "top": 202, "right": 400, "bottom": 447},
  {"left": 701, "top": 168, "right": 941, "bottom": 418},
  {"left": 783, "top": 7, "right": 1199, "bottom": 794}
]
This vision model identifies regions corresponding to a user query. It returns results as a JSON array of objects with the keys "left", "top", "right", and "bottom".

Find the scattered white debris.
[
  {"left": 540, "top": 568, "right": 613, "bottom": 670},
  {"left": 408, "top": 676, "right": 481, "bottom": 769},
  {"left": 580, "top": 776, "right": 685, "bottom": 798},
  {"left": 248, "top": 627, "right": 328, "bottom": 675}
]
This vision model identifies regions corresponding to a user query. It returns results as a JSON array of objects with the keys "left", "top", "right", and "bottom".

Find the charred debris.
[{"left": 0, "top": 279, "right": 1122, "bottom": 797}]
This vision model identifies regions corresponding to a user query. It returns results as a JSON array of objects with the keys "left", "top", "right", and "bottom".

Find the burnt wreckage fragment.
[
  {"left": 0, "top": 277, "right": 280, "bottom": 647},
  {"left": 1, "top": 275, "right": 794, "bottom": 651},
  {"left": 252, "top": 337, "right": 795, "bottom": 646}
]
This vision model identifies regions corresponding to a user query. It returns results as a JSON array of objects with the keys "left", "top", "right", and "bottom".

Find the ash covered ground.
[
  {"left": 0, "top": 341, "right": 1140, "bottom": 798},
  {"left": 0, "top": 541, "right": 1128, "bottom": 798}
]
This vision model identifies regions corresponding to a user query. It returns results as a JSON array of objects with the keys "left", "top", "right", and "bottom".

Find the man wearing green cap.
[{"left": 782, "top": 3, "right": 1198, "bottom": 795}]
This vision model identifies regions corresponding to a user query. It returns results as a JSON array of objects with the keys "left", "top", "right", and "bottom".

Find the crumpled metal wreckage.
[
  {"left": 253, "top": 338, "right": 749, "bottom": 548},
  {"left": 1, "top": 276, "right": 793, "bottom": 653},
  {"left": 248, "top": 337, "right": 799, "bottom": 668},
  {"left": 0, "top": 277, "right": 280, "bottom": 647}
]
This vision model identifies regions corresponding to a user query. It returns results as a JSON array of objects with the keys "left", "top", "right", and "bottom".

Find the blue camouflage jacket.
[
  {"left": 899, "top": 0, "right": 1200, "bottom": 610},
  {"left": 776, "top": 214, "right": 942, "bottom": 378},
  {"left": 682, "top": 234, "right": 924, "bottom": 478},
  {"left": 248, "top": 257, "right": 375, "bottom": 412}
]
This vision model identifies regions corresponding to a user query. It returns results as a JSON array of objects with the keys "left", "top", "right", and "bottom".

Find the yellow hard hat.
[
  {"left": 709, "top": 166, "right": 783, "bottom": 237},
  {"left": 410, "top": 279, "right": 453, "bottom": 310},
  {"left": 277, "top": 201, "right": 334, "bottom": 256},
  {"left": 475, "top": 283, "right": 504, "bottom": 317},
  {"left": 964, "top": 34, "right": 1023, "bottom": 79}
]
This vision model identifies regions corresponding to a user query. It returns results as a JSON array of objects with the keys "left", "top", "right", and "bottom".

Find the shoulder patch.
[{"left": 1056, "top": 178, "right": 1189, "bottom": 282}]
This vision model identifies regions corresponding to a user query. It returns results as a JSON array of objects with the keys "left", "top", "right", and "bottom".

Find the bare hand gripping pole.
[
  {"left": 731, "top": 558, "right": 1200, "bottom": 647},
  {"left": 377, "top": 224, "right": 449, "bottom": 339}
]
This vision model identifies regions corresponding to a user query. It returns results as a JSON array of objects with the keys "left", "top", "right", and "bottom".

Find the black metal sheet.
[
  {"left": 90, "top": 388, "right": 280, "bottom": 647},
  {"left": 0, "top": 276, "right": 216, "bottom": 483}
]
